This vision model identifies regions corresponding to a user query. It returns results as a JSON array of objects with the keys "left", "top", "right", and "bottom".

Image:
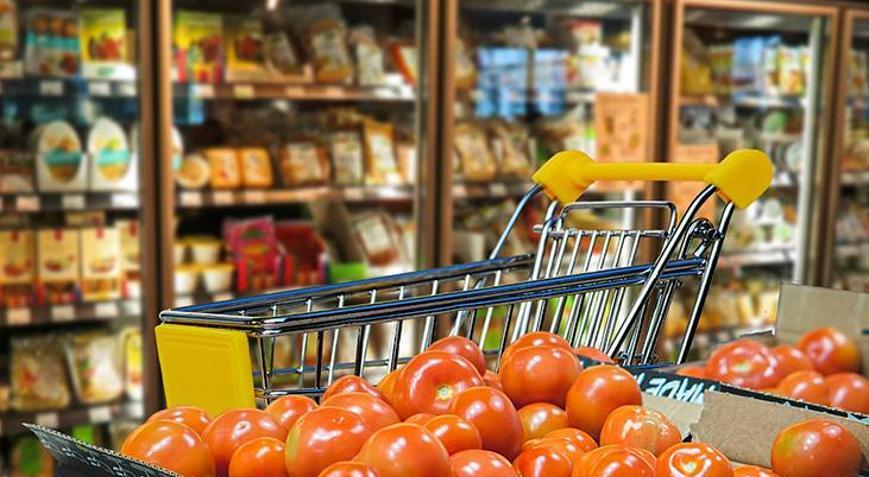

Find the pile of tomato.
[{"left": 120, "top": 331, "right": 865, "bottom": 477}]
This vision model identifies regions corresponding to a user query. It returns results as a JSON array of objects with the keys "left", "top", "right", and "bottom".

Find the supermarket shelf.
[
  {"left": 0, "top": 77, "right": 138, "bottom": 98},
  {"left": 0, "top": 192, "right": 140, "bottom": 213},
  {"left": 841, "top": 170, "right": 869, "bottom": 187},
  {"left": 176, "top": 185, "right": 415, "bottom": 209},
  {"left": 836, "top": 242, "right": 868, "bottom": 258},
  {"left": 175, "top": 82, "right": 415, "bottom": 102},
  {"left": 453, "top": 181, "right": 536, "bottom": 199},
  {"left": 680, "top": 93, "right": 805, "bottom": 109},
  {"left": 0, "top": 299, "right": 142, "bottom": 329},
  {"left": 718, "top": 247, "right": 794, "bottom": 268},
  {"left": 0, "top": 400, "right": 143, "bottom": 438}
]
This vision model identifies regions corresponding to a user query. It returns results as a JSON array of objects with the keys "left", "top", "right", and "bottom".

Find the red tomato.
[
  {"left": 450, "top": 449, "right": 518, "bottom": 477},
  {"left": 147, "top": 405, "right": 212, "bottom": 435},
  {"left": 501, "top": 346, "right": 582, "bottom": 408},
  {"left": 449, "top": 386, "right": 524, "bottom": 459},
  {"left": 544, "top": 428, "right": 598, "bottom": 453},
  {"left": 284, "top": 406, "right": 373, "bottom": 477},
  {"left": 228, "top": 437, "right": 286, "bottom": 477},
  {"left": 826, "top": 372, "right": 869, "bottom": 413},
  {"left": 323, "top": 375, "right": 385, "bottom": 402},
  {"left": 501, "top": 332, "right": 572, "bottom": 366},
  {"left": 203, "top": 409, "right": 286, "bottom": 477},
  {"left": 705, "top": 340, "right": 778, "bottom": 389},
  {"left": 405, "top": 413, "right": 435, "bottom": 425},
  {"left": 484, "top": 370, "right": 504, "bottom": 391},
  {"left": 321, "top": 392, "right": 400, "bottom": 432},
  {"left": 121, "top": 420, "right": 215, "bottom": 477},
  {"left": 777, "top": 370, "right": 829, "bottom": 406},
  {"left": 676, "top": 366, "right": 707, "bottom": 379},
  {"left": 599, "top": 405, "right": 681, "bottom": 456},
  {"left": 769, "top": 345, "right": 813, "bottom": 383},
  {"left": 733, "top": 466, "right": 780, "bottom": 477},
  {"left": 656, "top": 442, "right": 732, "bottom": 477},
  {"left": 355, "top": 423, "right": 451, "bottom": 477},
  {"left": 422, "top": 414, "right": 482, "bottom": 455},
  {"left": 512, "top": 446, "right": 573, "bottom": 477},
  {"left": 524, "top": 437, "right": 585, "bottom": 466},
  {"left": 392, "top": 351, "right": 483, "bottom": 419},
  {"left": 428, "top": 336, "right": 488, "bottom": 375},
  {"left": 797, "top": 327, "right": 861, "bottom": 375},
  {"left": 377, "top": 369, "right": 400, "bottom": 405},
  {"left": 317, "top": 462, "right": 381, "bottom": 477},
  {"left": 574, "top": 346, "right": 615, "bottom": 364},
  {"left": 518, "top": 403, "right": 569, "bottom": 442},
  {"left": 564, "top": 365, "right": 642, "bottom": 440},
  {"left": 265, "top": 395, "right": 317, "bottom": 431},
  {"left": 573, "top": 444, "right": 655, "bottom": 477},
  {"left": 771, "top": 419, "right": 861, "bottom": 477}
]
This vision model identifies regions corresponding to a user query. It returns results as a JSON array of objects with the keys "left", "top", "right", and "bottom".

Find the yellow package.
[
  {"left": 238, "top": 147, "right": 273, "bottom": 188},
  {"left": 454, "top": 122, "right": 496, "bottom": 182},
  {"left": 80, "top": 227, "right": 121, "bottom": 301},
  {"left": 0, "top": 230, "right": 34, "bottom": 307},
  {"left": 37, "top": 228, "right": 80, "bottom": 304},
  {"left": 205, "top": 148, "right": 242, "bottom": 189},
  {"left": 363, "top": 120, "right": 401, "bottom": 185},
  {"left": 278, "top": 141, "right": 329, "bottom": 186}
]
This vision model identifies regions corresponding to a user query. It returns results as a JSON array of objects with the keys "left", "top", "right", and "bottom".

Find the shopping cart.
[{"left": 156, "top": 148, "right": 773, "bottom": 416}]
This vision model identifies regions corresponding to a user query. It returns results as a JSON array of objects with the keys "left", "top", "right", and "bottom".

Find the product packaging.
[
  {"left": 36, "top": 228, "right": 80, "bottom": 305},
  {"left": 87, "top": 117, "right": 137, "bottom": 191},
  {"left": 204, "top": 148, "right": 241, "bottom": 189},
  {"left": 224, "top": 16, "right": 267, "bottom": 82},
  {"left": 116, "top": 219, "right": 141, "bottom": 298},
  {"left": 238, "top": 147, "right": 273, "bottom": 188},
  {"left": 0, "top": 0, "right": 18, "bottom": 62},
  {"left": 33, "top": 120, "right": 87, "bottom": 192},
  {"left": 176, "top": 152, "right": 210, "bottom": 189},
  {"left": 79, "top": 8, "right": 132, "bottom": 79},
  {"left": 10, "top": 335, "right": 71, "bottom": 411},
  {"left": 223, "top": 216, "right": 279, "bottom": 292},
  {"left": 24, "top": 9, "right": 79, "bottom": 76},
  {"left": 66, "top": 333, "right": 125, "bottom": 404},
  {"left": 329, "top": 130, "right": 364, "bottom": 185},
  {"left": 349, "top": 26, "right": 385, "bottom": 86},
  {"left": 80, "top": 227, "right": 121, "bottom": 301},
  {"left": 0, "top": 150, "right": 34, "bottom": 193},
  {"left": 454, "top": 122, "right": 497, "bottom": 182},
  {"left": 10, "top": 435, "right": 54, "bottom": 477},
  {"left": 278, "top": 141, "right": 329, "bottom": 186},
  {"left": 173, "top": 10, "right": 223, "bottom": 83},
  {"left": 362, "top": 119, "right": 401, "bottom": 185},
  {"left": 302, "top": 8, "right": 352, "bottom": 84},
  {"left": 0, "top": 229, "right": 35, "bottom": 307}
]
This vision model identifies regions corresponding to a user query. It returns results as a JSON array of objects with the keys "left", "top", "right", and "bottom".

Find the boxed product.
[
  {"left": 79, "top": 8, "right": 133, "bottom": 79},
  {"left": 0, "top": 229, "right": 35, "bottom": 307},
  {"left": 87, "top": 117, "right": 137, "bottom": 191},
  {"left": 121, "top": 326, "right": 143, "bottom": 401},
  {"left": 173, "top": 10, "right": 223, "bottom": 84},
  {"left": 223, "top": 216, "right": 279, "bottom": 292},
  {"left": 224, "top": 16, "right": 267, "bottom": 82},
  {"left": 238, "top": 147, "right": 273, "bottom": 188},
  {"left": 80, "top": 227, "right": 122, "bottom": 302},
  {"left": 65, "top": 333, "right": 125, "bottom": 404},
  {"left": 116, "top": 219, "right": 141, "bottom": 298},
  {"left": 0, "top": 0, "right": 17, "bottom": 62},
  {"left": 204, "top": 148, "right": 241, "bottom": 189},
  {"left": 0, "top": 149, "right": 35, "bottom": 193},
  {"left": 278, "top": 141, "right": 329, "bottom": 186},
  {"left": 33, "top": 120, "right": 87, "bottom": 192},
  {"left": 36, "top": 228, "right": 80, "bottom": 305},
  {"left": 23, "top": 8, "right": 79, "bottom": 76},
  {"left": 10, "top": 335, "right": 71, "bottom": 412}
]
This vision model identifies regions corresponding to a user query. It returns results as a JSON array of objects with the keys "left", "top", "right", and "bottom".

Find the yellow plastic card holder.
[{"left": 156, "top": 323, "right": 256, "bottom": 417}]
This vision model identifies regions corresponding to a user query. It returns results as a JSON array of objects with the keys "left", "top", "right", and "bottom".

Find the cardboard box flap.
[
  {"left": 26, "top": 424, "right": 176, "bottom": 477},
  {"left": 642, "top": 393, "right": 703, "bottom": 437},
  {"left": 691, "top": 391, "right": 869, "bottom": 470}
]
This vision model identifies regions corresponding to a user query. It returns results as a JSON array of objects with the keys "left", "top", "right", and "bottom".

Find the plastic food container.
[
  {"left": 189, "top": 238, "right": 221, "bottom": 265},
  {"left": 202, "top": 263, "right": 234, "bottom": 293},
  {"left": 174, "top": 265, "right": 200, "bottom": 295}
]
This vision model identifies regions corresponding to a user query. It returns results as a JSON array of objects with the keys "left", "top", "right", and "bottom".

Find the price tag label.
[
  {"left": 15, "top": 195, "right": 40, "bottom": 211},
  {"left": 7, "top": 307, "right": 31, "bottom": 325},
  {"left": 87, "top": 406, "right": 112, "bottom": 423},
  {"left": 35, "top": 412, "right": 60, "bottom": 428},
  {"left": 95, "top": 302, "right": 119, "bottom": 318},
  {"left": 242, "top": 190, "right": 267, "bottom": 204},
  {"left": 51, "top": 305, "right": 75, "bottom": 322},
  {"left": 118, "top": 82, "right": 137, "bottom": 97},
  {"left": 212, "top": 190, "right": 234, "bottom": 205},
  {"left": 61, "top": 194, "right": 85, "bottom": 210},
  {"left": 323, "top": 86, "right": 344, "bottom": 98},
  {"left": 39, "top": 80, "right": 63, "bottom": 96},
  {"left": 88, "top": 81, "right": 111, "bottom": 96},
  {"left": 122, "top": 300, "right": 142, "bottom": 316},
  {"left": 233, "top": 84, "right": 255, "bottom": 99},
  {"left": 212, "top": 292, "right": 233, "bottom": 302},
  {"left": 175, "top": 296, "right": 194, "bottom": 308},
  {"left": 111, "top": 193, "right": 138, "bottom": 208},
  {"left": 490, "top": 183, "right": 508, "bottom": 196},
  {"left": 179, "top": 191, "right": 203, "bottom": 207},
  {"left": 194, "top": 84, "right": 215, "bottom": 98}
]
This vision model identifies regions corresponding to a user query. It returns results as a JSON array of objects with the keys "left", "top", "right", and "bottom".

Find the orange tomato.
[
  {"left": 777, "top": 370, "right": 829, "bottom": 406},
  {"left": 449, "top": 386, "right": 524, "bottom": 460},
  {"left": 377, "top": 369, "right": 400, "bottom": 405},
  {"left": 501, "top": 332, "right": 572, "bottom": 367},
  {"left": 428, "top": 336, "right": 488, "bottom": 375},
  {"left": 573, "top": 444, "right": 655, "bottom": 477},
  {"left": 826, "top": 372, "right": 869, "bottom": 413},
  {"left": 228, "top": 437, "right": 286, "bottom": 477},
  {"left": 656, "top": 442, "right": 732, "bottom": 477},
  {"left": 500, "top": 346, "right": 581, "bottom": 408},
  {"left": 771, "top": 419, "right": 861, "bottom": 477},
  {"left": 323, "top": 375, "right": 385, "bottom": 402},
  {"left": 265, "top": 395, "right": 317, "bottom": 431},
  {"left": 518, "top": 403, "right": 569, "bottom": 442},
  {"left": 733, "top": 466, "right": 780, "bottom": 477},
  {"left": 422, "top": 414, "right": 482, "bottom": 455},
  {"left": 574, "top": 346, "right": 615, "bottom": 364},
  {"left": 121, "top": 420, "right": 215, "bottom": 477},
  {"left": 512, "top": 446, "right": 573, "bottom": 477},
  {"left": 284, "top": 406, "right": 373, "bottom": 477},
  {"left": 484, "top": 370, "right": 504, "bottom": 391},
  {"left": 676, "top": 366, "right": 707, "bottom": 379},
  {"left": 317, "top": 462, "right": 381, "bottom": 477},
  {"left": 450, "top": 449, "right": 518, "bottom": 477},
  {"left": 769, "top": 345, "right": 813, "bottom": 383},
  {"left": 705, "top": 340, "right": 778, "bottom": 389},
  {"left": 321, "top": 392, "right": 400, "bottom": 432},
  {"left": 392, "top": 351, "right": 483, "bottom": 419},
  {"left": 405, "top": 413, "right": 435, "bottom": 425},
  {"left": 564, "top": 365, "right": 642, "bottom": 440},
  {"left": 203, "top": 409, "right": 286, "bottom": 477},
  {"left": 544, "top": 428, "right": 598, "bottom": 453},
  {"left": 147, "top": 405, "right": 212, "bottom": 435},
  {"left": 355, "top": 423, "right": 451, "bottom": 477},
  {"left": 524, "top": 437, "right": 585, "bottom": 466},
  {"left": 599, "top": 405, "right": 681, "bottom": 456},
  {"left": 797, "top": 327, "right": 861, "bottom": 376}
]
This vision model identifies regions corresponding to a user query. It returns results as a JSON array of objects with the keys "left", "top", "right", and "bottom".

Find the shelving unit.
[{"left": 0, "top": 400, "right": 142, "bottom": 439}]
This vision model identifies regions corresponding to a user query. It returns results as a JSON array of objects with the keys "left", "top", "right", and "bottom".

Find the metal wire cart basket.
[{"left": 155, "top": 149, "right": 773, "bottom": 416}]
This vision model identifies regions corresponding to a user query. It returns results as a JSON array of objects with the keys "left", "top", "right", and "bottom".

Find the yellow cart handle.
[{"left": 532, "top": 148, "right": 773, "bottom": 209}]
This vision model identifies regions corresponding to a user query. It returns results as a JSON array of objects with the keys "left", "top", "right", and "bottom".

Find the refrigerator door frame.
[{"left": 667, "top": 0, "right": 840, "bottom": 285}]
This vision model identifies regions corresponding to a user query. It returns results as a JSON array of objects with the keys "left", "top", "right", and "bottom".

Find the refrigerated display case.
[
  {"left": 665, "top": 0, "right": 838, "bottom": 359},
  {"left": 439, "top": 0, "right": 661, "bottom": 267},
  {"left": 0, "top": 1, "right": 158, "bottom": 472},
  {"left": 826, "top": 8, "right": 869, "bottom": 293}
]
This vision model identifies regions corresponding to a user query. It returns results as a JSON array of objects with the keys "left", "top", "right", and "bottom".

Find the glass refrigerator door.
[
  {"left": 444, "top": 0, "right": 658, "bottom": 266},
  {"left": 0, "top": 0, "right": 149, "bottom": 467},
  {"left": 166, "top": 0, "right": 430, "bottom": 310},
  {"left": 831, "top": 12, "right": 869, "bottom": 293},
  {"left": 668, "top": 0, "right": 836, "bottom": 359}
]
